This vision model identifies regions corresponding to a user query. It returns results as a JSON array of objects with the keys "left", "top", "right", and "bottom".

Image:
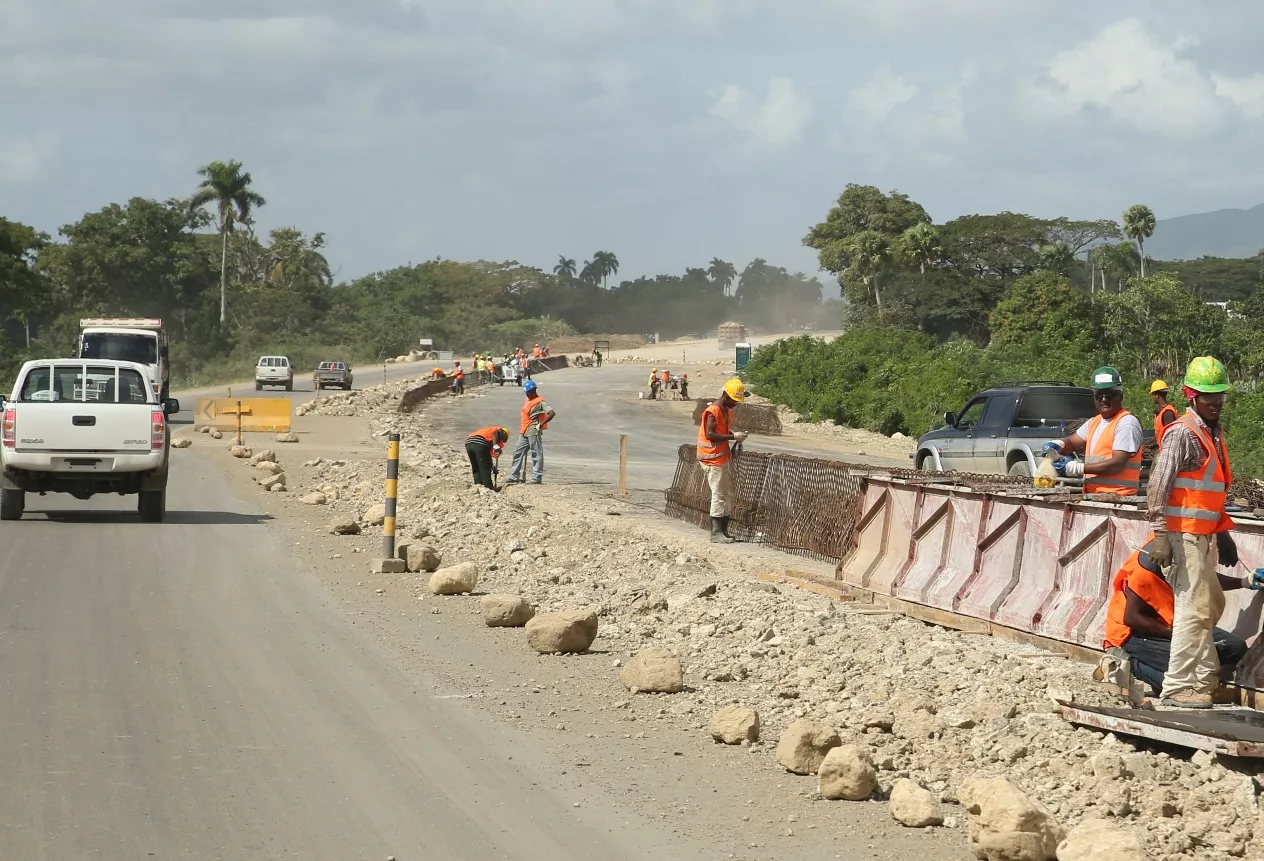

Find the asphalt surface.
[{"left": 0, "top": 453, "right": 711, "bottom": 860}]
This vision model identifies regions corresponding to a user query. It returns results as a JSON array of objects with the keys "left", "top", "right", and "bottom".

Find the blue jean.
[
  {"left": 1123, "top": 629, "right": 1249, "bottom": 695},
  {"left": 509, "top": 434, "right": 543, "bottom": 482}
]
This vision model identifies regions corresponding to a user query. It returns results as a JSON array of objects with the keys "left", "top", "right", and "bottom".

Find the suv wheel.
[{"left": 1, "top": 488, "right": 25, "bottom": 521}]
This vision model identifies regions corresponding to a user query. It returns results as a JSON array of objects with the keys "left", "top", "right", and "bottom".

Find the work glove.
[
  {"left": 1217, "top": 531, "right": 1239, "bottom": 568},
  {"left": 1247, "top": 569, "right": 1264, "bottom": 590},
  {"left": 733, "top": 431, "right": 749, "bottom": 443},
  {"left": 1062, "top": 459, "right": 1084, "bottom": 478},
  {"left": 1041, "top": 441, "right": 1063, "bottom": 459},
  {"left": 1148, "top": 533, "right": 1173, "bottom": 568},
  {"left": 1052, "top": 457, "right": 1070, "bottom": 476}
]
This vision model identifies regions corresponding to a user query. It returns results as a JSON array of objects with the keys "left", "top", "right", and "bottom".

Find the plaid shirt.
[{"left": 1146, "top": 408, "right": 1227, "bottom": 532}]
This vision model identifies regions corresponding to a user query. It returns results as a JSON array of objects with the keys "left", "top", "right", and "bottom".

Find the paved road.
[{"left": 0, "top": 453, "right": 710, "bottom": 860}]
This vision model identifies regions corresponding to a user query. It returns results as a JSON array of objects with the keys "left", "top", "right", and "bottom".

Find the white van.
[{"left": 255, "top": 356, "right": 293, "bottom": 391}]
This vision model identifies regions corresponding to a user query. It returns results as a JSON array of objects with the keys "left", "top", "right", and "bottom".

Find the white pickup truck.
[{"left": 0, "top": 359, "right": 180, "bottom": 522}]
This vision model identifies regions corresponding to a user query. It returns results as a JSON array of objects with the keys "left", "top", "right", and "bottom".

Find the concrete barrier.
[{"left": 195, "top": 397, "right": 292, "bottom": 432}]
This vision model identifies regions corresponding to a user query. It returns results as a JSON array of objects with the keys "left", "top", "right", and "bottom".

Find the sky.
[{"left": 3, "top": 1, "right": 1264, "bottom": 287}]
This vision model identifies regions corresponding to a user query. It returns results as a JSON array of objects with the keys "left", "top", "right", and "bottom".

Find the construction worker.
[
  {"left": 648, "top": 368, "right": 660, "bottom": 400},
  {"left": 465, "top": 427, "right": 509, "bottom": 490},
  {"left": 697, "top": 379, "right": 750, "bottom": 543},
  {"left": 430, "top": 366, "right": 445, "bottom": 380},
  {"left": 592, "top": 348, "right": 602, "bottom": 367},
  {"left": 507, "top": 380, "right": 555, "bottom": 485},
  {"left": 1151, "top": 380, "right": 1178, "bottom": 447},
  {"left": 451, "top": 361, "right": 465, "bottom": 395},
  {"left": 680, "top": 373, "right": 689, "bottom": 399},
  {"left": 1101, "top": 532, "right": 1257, "bottom": 698},
  {"left": 1144, "top": 356, "right": 1238, "bottom": 708},
  {"left": 1041, "top": 367, "right": 1142, "bottom": 495},
  {"left": 533, "top": 344, "right": 542, "bottom": 359}
]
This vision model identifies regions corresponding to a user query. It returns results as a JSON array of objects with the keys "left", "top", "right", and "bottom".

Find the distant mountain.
[{"left": 1147, "top": 203, "right": 1264, "bottom": 261}]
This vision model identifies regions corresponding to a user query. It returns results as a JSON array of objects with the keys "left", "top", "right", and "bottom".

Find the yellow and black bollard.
[{"left": 373, "top": 432, "right": 407, "bottom": 573}]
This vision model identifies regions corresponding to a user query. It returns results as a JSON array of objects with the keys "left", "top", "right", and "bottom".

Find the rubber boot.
[
  {"left": 720, "top": 516, "right": 738, "bottom": 541},
  {"left": 710, "top": 517, "right": 735, "bottom": 544}
]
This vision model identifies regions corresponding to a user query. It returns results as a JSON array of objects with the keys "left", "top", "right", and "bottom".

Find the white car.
[
  {"left": 255, "top": 355, "right": 293, "bottom": 391},
  {"left": 1, "top": 359, "right": 178, "bottom": 521}
]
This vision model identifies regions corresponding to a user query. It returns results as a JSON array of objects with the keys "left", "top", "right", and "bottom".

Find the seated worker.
[{"left": 1103, "top": 533, "right": 1262, "bottom": 696}]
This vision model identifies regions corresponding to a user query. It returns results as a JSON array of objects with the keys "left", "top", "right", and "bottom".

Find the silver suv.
[{"left": 255, "top": 356, "right": 293, "bottom": 391}]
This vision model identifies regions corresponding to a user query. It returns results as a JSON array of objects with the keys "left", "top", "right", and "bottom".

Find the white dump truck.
[{"left": 77, "top": 318, "right": 170, "bottom": 401}]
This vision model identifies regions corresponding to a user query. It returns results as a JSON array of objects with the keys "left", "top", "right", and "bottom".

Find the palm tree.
[
  {"left": 899, "top": 223, "right": 941, "bottom": 276},
  {"left": 591, "top": 250, "right": 619, "bottom": 289},
  {"left": 1039, "top": 242, "right": 1075, "bottom": 276},
  {"left": 707, "top": 258, "right": 738, "bottom": 295},
  {"left": 847, "top": 230, "right": 893, "bottom": 315},
  {"left": 1123, "top": 204, "right": 1156, "bottom": 277},
  {"left": 579, "top": 260, "right": 600, "bottom": 285},
  {"left": 553, "top": 256, "right": 577, "bottom": 279},
  {"left": 191, "top": 160, "right": 266, "bottom": 328}
]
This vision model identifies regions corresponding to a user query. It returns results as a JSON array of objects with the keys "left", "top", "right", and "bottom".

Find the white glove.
[
  {"left": 733, "top": 431, "right": 749, "bottom": 442},
  {"left": 1063, "top": 460, "right": 1084, "bottom": 478}
]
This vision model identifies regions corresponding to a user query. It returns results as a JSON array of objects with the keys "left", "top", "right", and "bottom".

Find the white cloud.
[
  {"left": 846, "top": 64, "right": 918, "bottom": 125},
  {"left": 710, "top": 77, "right": 813, "bottom": 148},
  {"left": 0, "top": 129, "right": 60, "bottom": 183},
  {"left": 1028, "top": 18, "right": 1222, "bottom": 137},
  {"left": 1213, "top": 72, "right": 1264, "bottom": 118}
]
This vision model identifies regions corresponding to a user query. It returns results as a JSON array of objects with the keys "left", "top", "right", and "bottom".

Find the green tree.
[
  {"left": 1123, "top": 204, "right": 1156, "bottom": 278},
  {"left": 1038, "top": 242, "right": 1075, "bottom": 277},
  {"left": 553, "top": 256, "right": 577, "bottom": 279},
  {"left": 846, "top": 231, "right": 894, "bottom": 315},
  {"left": 191, "top": 159, "right": 266, "bottom": 328},
  {"left": 591, "top": 250, "right": 619, "bottom": 289},
  {"left": 898, "top": 223, "right": 941, "bottom": 276},
  {"left": 989, "top": 271, "right": 1098, "bottom": 353},
  {"left": 0, "top": 218, "right": 48, "bottom": 347},
  {"left": 1099, "top": 272, "right": 1221, "bottom": 380},
  {"left": 804, "top": 185, "right": 930, "bottom": 288},
  {"left": 707, "top": 258, "right": 738, "bottom": 295}
]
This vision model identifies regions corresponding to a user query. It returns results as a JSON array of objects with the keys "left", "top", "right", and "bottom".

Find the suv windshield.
[
  {"left": 1013, "top": 390, "right": 1094, "bottom": 427},
  {"left": 81, "top": 333, "right": 157, "bottom": 365}
]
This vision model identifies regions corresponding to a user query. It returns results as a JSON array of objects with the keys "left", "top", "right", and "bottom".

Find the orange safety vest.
[
  {"left": 455, "top": 368, "right": 464, "bottom": 380},
  {"left": 696, "top": 403, "right": 732, "bottom": 466},
  {"left": 1103, "top": 534, "right": 1175, "bottom": 648},
  {"left": 1164, "top": 414, "right": 1233, "bottom": 535},
  {"left": 533, "top": 347, "right": 541, "bottom": 358},
  {"left": 1154, "top": 403, "right": 1178, "bottom": 447},
  {"left": 1081, "top": 411, "right": 1142, "bottom": 496},
  {"left": 466, "top": 426, "right": 502, "bottom": 447},
  {"left": 520, "top": 395, "right": 548, "bottom": 434},
  {"left": 659, "top": 370, "right": 670, "bottom": 383}
]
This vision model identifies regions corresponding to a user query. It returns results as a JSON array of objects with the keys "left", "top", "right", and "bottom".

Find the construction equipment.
[{"left": 718, "top": 321, "right": 746, "bottom": 350}]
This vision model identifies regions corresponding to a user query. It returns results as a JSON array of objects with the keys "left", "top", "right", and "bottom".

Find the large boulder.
[
  {"left": 428, "top": 562, "right": 479, "bottom": 595},
  {"left": 620, "top": 648, "right": 684, "bottom": 693},
  {"left": 958, "top": 777, "right": 1065, "bottom": 861},
  {"left": 1055, "top": 819, "right": 1144, "bottom": 861},
  {"left": 525, "top": 608, "right": 599, "bottom": 654},
  {"left": 249, "top": 449, "right": 277, "bottom": 465},
  {"left": 775, "top": 719, "right": 841, "bottom": 775},
  {"left": 230, "top": 445, "right": 252, "bottom": 458},
  {"left": 328, "top": 518, "right": 361, "bottom": 535},
  {"left": 480, "top": 594, "right": 535, "bottom": 627},
  {"left": 889, "top": 779, "right": 944, "bottom": 827},
  {"left": 171, "top": 438, "right": 192, "bottom": 449},
  {"left": 301, "top": 492, "right": 327, "bottom": 505},
  {"left": 708, "top": 706, "right": 760, "bottom": 744},
  {"left": 258, "top": 473, "right": 286, "bottom": 491},
  {"left": 209, "top": 429, "right": 223, "bottom": 439},
  {"left": 397, "top": 540, "right": 441, "bottom": 573},
  {"left": 361, "top": 503, "right": 386, "bottom": 526},
  {"left": 276, "top": 432, "right": 299, "bottom": 443},
  {"left": 254, "top": 461, "right": 282, "bottom": 476},
  {"left": 817, "top": 744, "right": 877, "bottom": 801}
]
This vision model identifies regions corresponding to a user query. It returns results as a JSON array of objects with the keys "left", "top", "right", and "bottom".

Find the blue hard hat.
[{"left": 524, "top": 380, "right": 537, "bottom": 393}]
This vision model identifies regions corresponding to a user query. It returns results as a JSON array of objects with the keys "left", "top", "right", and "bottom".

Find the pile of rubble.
[{"left": 239, "top": 382, "right": 1264, "bottom": 861}]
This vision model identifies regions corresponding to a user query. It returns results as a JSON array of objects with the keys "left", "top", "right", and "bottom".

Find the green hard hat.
[
  {"left": 1183, "top": 356, "right": 1230, "bottom": 393},
  {"left": 1089, "top": 366, "right": 1123, "bottom": 391}
]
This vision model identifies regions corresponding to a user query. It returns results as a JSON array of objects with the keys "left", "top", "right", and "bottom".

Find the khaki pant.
[
  {"left": 1160, "top": 533, "right": 1226, "bottom": 698},
  {"left": 701, "top": 462, "right": 733, "bottom": 518}
]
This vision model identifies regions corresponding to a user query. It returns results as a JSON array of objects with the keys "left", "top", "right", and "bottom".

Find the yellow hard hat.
[
  {"left": 1150, "top": 379, "right": 1169, "bottom": 393},
  {"left": 723, "top": 378, "right": 749, "bottom": 402},
  {"left": 497, "top": 427, "right": 509, "bottom": 439},
  {"left": 651, "top": 367, "right": 658, "bottom": 372}
]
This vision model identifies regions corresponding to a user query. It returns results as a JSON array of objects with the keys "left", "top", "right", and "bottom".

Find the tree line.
[{"left": 748, "top": 184, "right": 1264, "bottom": 477}]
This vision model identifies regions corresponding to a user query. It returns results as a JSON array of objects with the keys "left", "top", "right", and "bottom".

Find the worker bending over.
[
  {"left": 507, "top": 380, "right": 555, "bottom": 485},
  {"left": 1042, "top": 366, "right": 1142, "bottom": 495},
  {"left": 1151, "top": 379, "right": 1179, "bottom": 447},
  {"left": 1103, "top": 532, "right": 1258, "bottom": 698},
  {"left": 1145, "top": 357, "right": 1239, "bottom": 709},
  {"left": 465, "top": 427, "right": 509, "bottom": 490},
  {"left": 697, "top": 379, "right": 749, "bottom": 543}
]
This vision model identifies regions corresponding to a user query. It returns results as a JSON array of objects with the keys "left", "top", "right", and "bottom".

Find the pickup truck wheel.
[
  {"left": 255, "top": 382, "right": 262, "bottom": 391},
  {"left": 285, "top": 381, "right": 293, "bottom": 392},
  {"left": 1008, "top": 460, "right": 1033, "bottom": 478},
  {"left": 138, "top": 490, "right": 166, "bottom": 523},
  {"left": 0, "top": 488, "right": 24, "bottom": 521}
]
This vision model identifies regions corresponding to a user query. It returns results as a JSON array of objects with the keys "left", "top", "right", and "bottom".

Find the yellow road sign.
[{"left": 195, "top": 398, "right": 292, "bottom": 432}]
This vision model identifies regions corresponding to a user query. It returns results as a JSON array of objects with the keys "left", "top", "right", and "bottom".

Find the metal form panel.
[{"left": 1057, "top": 702, "right": 1264, "bottom": 757}]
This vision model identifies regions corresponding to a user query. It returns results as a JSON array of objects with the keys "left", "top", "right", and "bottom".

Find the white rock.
[
  {"left": 230, "top": 445, "right": 252, "bottom": 458},
  {"left": 480, "top": 594, "right": 535, "bottom": 627},
  {"left": 775, "top": 719, "right": 841, "bottom": 775},
  {"left": 889, "top": 779, "right": 943, "bottom": 827},
  {"left": 362, "top": 503, "right": 386, "bottom": 526},
  {"left": 525, "top": 609, "right": 599, "bottom": 654},
  {"left": 817, "top": 744, "right": 876, "bottom": 801},
  {"left": 276, "top": 432, "right": 300, "bottom": 443},
  {"left": 249, "top": 449, "right": 277, "bottom": 465},
  {"left": 209, "top": 429, "right": 223, "bottom": 439},
  {"left": 328, "top": 519, "right": 361, "bottom": 535},
  {"left": 958, "top": 777, "right": 1064, "bottom": 861},
  {"left": 428, "top": 562, "right": 479, "bottom": 595},
  {"left": 301, "top": 492, "right": 327, "bottom": 505},
  {"left": 397, "top": 541, "right": 442, "bottom": 573},
  {"left": 258, "top": 473, "right": 286, "bottom": 491},
  {"left": 708, "top": 706, "right": 760, "bottom": 744},
  {"left": 171, "top": 438, "right": 192, "bottom": 448},
  {"left": 1055, "top": 818, "right": 1143, "bottom": 861},
  {"left": 254, "top": 461, "right": 282, "bottom": 476},
  {"left": 620, "top": 647, "right": 684, "bottom": 693}
]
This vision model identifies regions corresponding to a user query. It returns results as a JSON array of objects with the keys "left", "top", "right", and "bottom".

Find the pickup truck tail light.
[
  {"left": 151, "top": 410, "right": 165, "bottom": 449},
  {"left": 2, "top": 408, "right": 13, "bottom": 448}
]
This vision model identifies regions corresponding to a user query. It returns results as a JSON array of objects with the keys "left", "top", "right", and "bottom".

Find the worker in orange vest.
[
  {"left": 1151, "top": 380, "right": 1179, "bottom": 447},
  {"left": 450, "top": 361, "right": 465, "bottom": 395},
  {"left": 697, "top": 379, "right": 749, "bottom": 543},
  {"left": 1144, "top": 357, "right": 1242, "bottom": 709},
  {"left": 1042, "top": 367, "right": 1143, "bottom": 495},
  {"left": 1101, "top": 533, "right": 1255, "bottom": 699},
  {"left": 506, "top": 380, "right": 555, "bottom": 484},
  {"left": 464, "top": 427, "right": 509, "bottom": 489}
]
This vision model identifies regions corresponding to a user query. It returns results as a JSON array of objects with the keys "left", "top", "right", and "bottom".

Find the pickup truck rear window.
[
  {"left": 19, "top": 365, "right": 150, "bottom": 404},
  {"left": 1013, "top": 391, "right": 1095, "bottom": 427}
]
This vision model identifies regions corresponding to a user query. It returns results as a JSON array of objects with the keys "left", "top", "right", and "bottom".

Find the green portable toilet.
[{"left": 735, "top": 342, "right": 752, "bottom": 372}]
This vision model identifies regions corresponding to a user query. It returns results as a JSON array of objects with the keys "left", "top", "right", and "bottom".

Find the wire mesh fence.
[{"left": 689, "top": 400, "right": 783, "bottom": 435}]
